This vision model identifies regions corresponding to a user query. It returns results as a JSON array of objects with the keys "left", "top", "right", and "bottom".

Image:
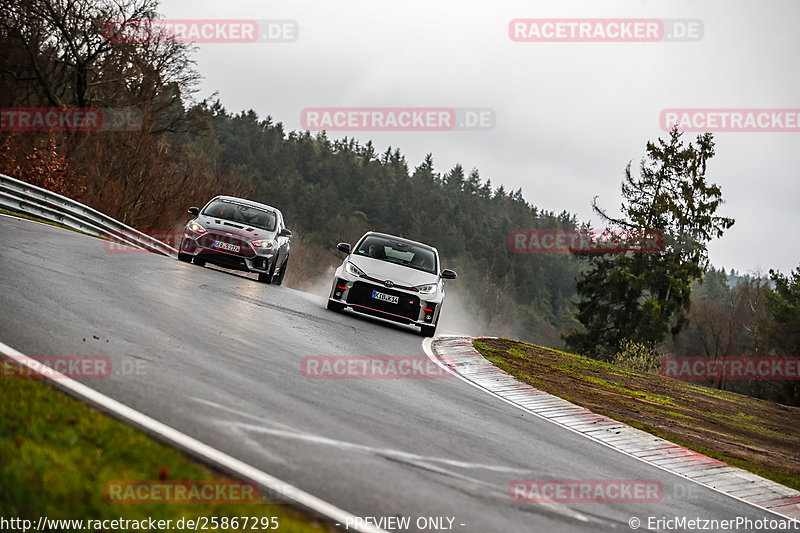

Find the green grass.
[
  {"left": 506, "top": 347, "right": 532, "bottom": 361},
  {"left": 472, "top": 339, "right": 496, "bottom": 356},
  {"left": 575, "top": 375, "right": 675, "bottom": 406},
  {"left": 483, "top": 355, "right": 547, "bottom": 389},
  {"left": 517, "top": 340, "right": 644, "bottom": 378},
  {"left": 471, "top": 338, "right": 800, "bottom": 492},
  {"left": 0, "top": 375, "right": 332, "bottom": 532},
  {"left": 613, "top": 416, "right": 800, "bottom": 491},
  {"left": 663, "top": 410, "right": 698, "bottom": 421}
]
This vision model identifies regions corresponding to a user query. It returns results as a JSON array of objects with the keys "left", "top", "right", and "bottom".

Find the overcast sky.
[{"left": 160, "top": 0, "right": 799, "bottom": 275}]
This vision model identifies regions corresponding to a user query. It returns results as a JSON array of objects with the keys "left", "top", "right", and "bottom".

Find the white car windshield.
[{"left": 354, "top": 236, "right": 437, "bottom": 274}]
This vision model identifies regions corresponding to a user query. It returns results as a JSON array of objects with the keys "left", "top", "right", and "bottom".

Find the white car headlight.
[
  {"left": 345, "top": 261, "right": 365, "bottom": 277},
  {"left": 251, "top": 240, "right": 273, "bottom": 249},
  {"left": 188, "top": 220, "right": 206, "bottom": 233},
  {"left": 415, "top": 283, "right": 438, "bottom": 295}
]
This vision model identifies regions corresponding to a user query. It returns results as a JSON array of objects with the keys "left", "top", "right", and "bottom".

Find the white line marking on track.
[
  {"left": 217, "top": 419, "right": 538, "bottom": 474},
  {"left": 0, "top": 340, "right": 388, "bottom": 533}
]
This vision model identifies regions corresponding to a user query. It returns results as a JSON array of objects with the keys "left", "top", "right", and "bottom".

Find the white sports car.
[{"left": 327, "top": 232, "right": 457, "bottom": 337}]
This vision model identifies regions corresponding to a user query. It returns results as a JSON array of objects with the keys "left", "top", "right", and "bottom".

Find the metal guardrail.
[{"left": 0, "top": 174, "right": 178, "bottom": 258}]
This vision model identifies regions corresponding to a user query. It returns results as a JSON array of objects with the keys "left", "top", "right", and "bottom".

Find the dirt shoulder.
[{"left": 473, "top": 338, "right": 800, "bottom": 491}]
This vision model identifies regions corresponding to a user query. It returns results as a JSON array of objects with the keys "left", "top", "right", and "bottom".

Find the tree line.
[{"left": 2, "top": 0, "right": 798, "bottom": 404}]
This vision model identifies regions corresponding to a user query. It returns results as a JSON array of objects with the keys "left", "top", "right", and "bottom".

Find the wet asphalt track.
[{"left": 0, "top": 215, "right": 786, "bottom": 532}]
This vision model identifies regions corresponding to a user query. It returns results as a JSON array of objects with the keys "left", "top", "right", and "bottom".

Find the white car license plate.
[
  {"left": 371, "top": 290, "right": 399, "bottom": 304},
  {"left": 212, "top": 240, "right": 240, "bottom": 253}
]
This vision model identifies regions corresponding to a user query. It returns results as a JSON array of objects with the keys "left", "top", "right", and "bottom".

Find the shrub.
[{"left": 610, "top": 340, "right": 662, "bottom": 373}]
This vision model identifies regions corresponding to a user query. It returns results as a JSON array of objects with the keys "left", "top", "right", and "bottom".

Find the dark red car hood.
[{"left": 196, "top": 215, "right": 277, "bottom": 241}]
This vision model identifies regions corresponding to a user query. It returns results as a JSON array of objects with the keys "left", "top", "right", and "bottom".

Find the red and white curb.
[{"left": 426, "top": 336, "right": 800, "bottom": 520}]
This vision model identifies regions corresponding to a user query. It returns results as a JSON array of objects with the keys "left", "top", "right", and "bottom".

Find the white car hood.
[{"left": 348, "top": 255, "right": 438, "bottom": 287}]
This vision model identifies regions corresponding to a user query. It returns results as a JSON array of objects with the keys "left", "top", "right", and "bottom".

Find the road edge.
[
  {"left": 423, "top": 335, "right": 800, "bottom": 521},
  {"left": 0, "top": 340, "right": 387, "bottom": 533}
]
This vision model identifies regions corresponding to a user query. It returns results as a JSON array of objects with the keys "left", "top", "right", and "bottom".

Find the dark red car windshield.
[{"left": 203, "top": 200, "right": 277, "bottom": 231}]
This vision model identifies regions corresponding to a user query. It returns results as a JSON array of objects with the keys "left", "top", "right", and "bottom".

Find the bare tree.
[
  {"left": 0, "top": 1, "right": 251, "bottom": 234},
  {"left": 1, "top": 0, "right": 198, "bottom": 110}
]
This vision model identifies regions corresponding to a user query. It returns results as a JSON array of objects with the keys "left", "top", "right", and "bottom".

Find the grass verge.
[
  {"left": 0, "top": 373, "right": 335, "bottom": 532},
  {"left": 472, "top": 338, "right": 800, "bottom": 492}
]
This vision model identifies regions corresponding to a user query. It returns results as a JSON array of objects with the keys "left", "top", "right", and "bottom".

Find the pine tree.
[{"left": 566, "top": 128, "right": 735, "bottom": 358}]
